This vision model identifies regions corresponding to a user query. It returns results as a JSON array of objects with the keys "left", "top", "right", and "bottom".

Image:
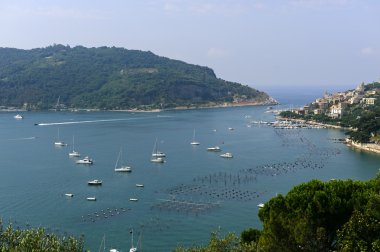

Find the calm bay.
[{"left": 0, "top": 105, "right": 379, "bottom": 251}]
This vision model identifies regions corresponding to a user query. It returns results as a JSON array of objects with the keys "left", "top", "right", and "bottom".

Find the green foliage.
[
  {"left": 0, "top": 221, "right": 85, "bottom": 251},
  {"left": 0, "top": 45, "right": 270, "bottom": 110},
  {"left": 257, "top": 178, "right": 380, "bottom": 251},
  {"left": 174, "top": 230, "right": 258, "bottom": 252},
  {"left": 175, "top": 173, "right": 380, "bottom": 252},
  {"left": 279, "top": 111, "right": 303, "bottom": 119},
  {"left": 240, "top": 228, "right": 261, "bottom": 244},
  {"left": 346, "top": 109, "right": 380, "bottom": 143}
]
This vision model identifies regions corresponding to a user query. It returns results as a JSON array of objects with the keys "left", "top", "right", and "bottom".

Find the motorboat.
[
  {"left": 207, "top": 146, "right": 221, "bottom": 152},
  {"left": 129, "top": 198, "right": 138, "bottom": 202},
  {"left": 220, "top": 152, "right": 233, "bottom": 158},
  {"left": 88, "top": 179, "right": 102, "bottom": 186},
  {"left": 136, "top": 184, "right": 144, "bottom": 187},
  {"left": 257, "top": 203, "right": 265, "bottom": 208},
  {"left": 14, "top": 114, "right": 23, "bottom": 120},
  {"left": 64, "top": 193, "right": 74, "bottom": 197},
  {"left": 86, "top": 197, "right": 96, "bottom": 201},
  {"left": 76, "top": 156, "right": 93, "bottom": 164}
]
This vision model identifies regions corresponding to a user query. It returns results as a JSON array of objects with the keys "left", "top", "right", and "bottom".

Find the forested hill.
[{"left": 0, "top": 45, "right": 274, "bottom": 110}]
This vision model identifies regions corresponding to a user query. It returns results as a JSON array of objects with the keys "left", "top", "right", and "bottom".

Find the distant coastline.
[
  {"left": 120, "top": 100, "right": 278, "bottom": 113},
  {"left": 0, "top": 98, "right": 278, "bottom": 113}
]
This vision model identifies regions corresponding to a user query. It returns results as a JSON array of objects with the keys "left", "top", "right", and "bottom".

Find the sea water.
[{"left": 0, "top": 106, "right": 379, "bottom": 251}]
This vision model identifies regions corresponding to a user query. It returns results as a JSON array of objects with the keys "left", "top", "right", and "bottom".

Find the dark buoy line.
[{"left": 151, "top": 127, "right": 342, "bottom": 215}]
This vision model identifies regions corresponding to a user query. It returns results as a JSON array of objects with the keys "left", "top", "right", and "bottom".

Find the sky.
[{"left": 0, "top": 0, "right": 379, "bottom": 98}]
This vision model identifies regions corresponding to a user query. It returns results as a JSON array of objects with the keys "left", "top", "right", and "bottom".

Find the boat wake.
[
  {"left": 7, "top": 136, "right": 37, "bottom": 141},
  {"left": 35, "top": 116, "right": 166, "bottom": 126}
]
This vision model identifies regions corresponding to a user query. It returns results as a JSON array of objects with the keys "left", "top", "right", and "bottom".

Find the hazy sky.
[{"left": 0, "top": 0, "right": 379, "bottom": 95}]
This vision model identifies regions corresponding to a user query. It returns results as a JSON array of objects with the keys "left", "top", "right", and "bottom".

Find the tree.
[{"left": 0, "top": 221, "right": 85, "bottom": 252}]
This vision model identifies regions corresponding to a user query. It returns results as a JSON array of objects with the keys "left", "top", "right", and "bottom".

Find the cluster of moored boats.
[
  {"left": 58, "top": 127, "right": 235, "bottom": 202},
  {"left": 193, "top": 129, "right": 234, "bottom": 158},
  {"left": 56, "top": 130, "right": 142, "bottom": 202},
  {"left": 248, "top": 120, "right": 327, "bottom": 129}
]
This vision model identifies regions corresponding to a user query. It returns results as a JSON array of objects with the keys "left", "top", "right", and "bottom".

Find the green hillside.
[{"left": 0, "top": 45, "right": 274, "bottom": 110}]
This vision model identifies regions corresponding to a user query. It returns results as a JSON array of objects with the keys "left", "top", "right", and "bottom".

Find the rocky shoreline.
[{"left": 345, "top": 139, "right": 380, "bottom": 154}]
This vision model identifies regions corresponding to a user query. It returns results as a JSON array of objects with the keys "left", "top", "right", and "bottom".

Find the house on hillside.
[
  {"left": 361, "top": 97, "right": 377, "bottom": 105},
  {"left": 329, "top": 102, "right": 348, "bottom": 119},
  {"left": 349, "top": 94, "right": 364, "bottom": 104}
]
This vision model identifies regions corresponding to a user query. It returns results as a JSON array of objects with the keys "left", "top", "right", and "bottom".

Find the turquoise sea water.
[{"left": 0, "top": 106, "right": 379, "bottom": 251}]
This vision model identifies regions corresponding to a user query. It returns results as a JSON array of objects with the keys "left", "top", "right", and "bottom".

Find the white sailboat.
[
  {"left": 151, "top": 138, "right": 166, "bottom": 157},
  {"left": 190, "top": 129, "right": 200, "bottom": 145},
  {"left": 69, "top": 136, "right": 80, "bottom": 157},
  {"left": 151, "top": 138, "right": 165, "bottom": 163},
  {"left": 114, "top": 147, "right": 132, "bottom": 172},
  {"left": 207, "top": 146, "right": 221, "bottom": 152},
  {"left": 54, "top": 128, "right": 66, "bottom": 146}
]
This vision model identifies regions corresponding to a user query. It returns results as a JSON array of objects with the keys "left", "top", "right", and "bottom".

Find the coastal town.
[
  {"left": 288, "top": 81, "right": 378, "bottom": 119},
  {"left": 277, "top": 81, "right": 380, "bottom": 154}
]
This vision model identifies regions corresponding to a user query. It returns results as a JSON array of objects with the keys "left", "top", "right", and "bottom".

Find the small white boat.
[
  {"left": 76, "top": 156, "right": 93, "bottom": 164},
  {"left": 152, "top": 151, "right": 166, "bottom": 157},
  {"left": 54, "top": 141, "right": 66, "bottom": 146},
  {"left": 86, "top": 197, "right": 96, "bottom": 201},
  {"left": 14, "top": 114, "right": 23, "bottom": 120},
  {"left": 190, "top": 129, "right": 200, "bottom": 145},
  {"left": 88, "top": 179, "right": 102, "bottom": 186},
  {"left": 54, "top": 128, "right": 66, "bottom": 146},
  {"left": 69, "top": 150, "right": 80, "bottom": 157},
  {"left": 228, "top": 127, "right": 234, "bottom": 131},
  {"left": 207, "top": 146, "right": 221, "bottom": 152},
  {"left": 110, "top": 249, "right": 120, "bottom": 252},
  {"left": 151, "top": 138, "right": 166, "bottom": 157},
  {"left": 136, "top": 184, "right": 144, "bottom": 187},
  {"left": 69, "top": 136, "right": 80, "bottom": 157},
  {"left": 257, "top": 203, "right": 265, "bottom": 208},
  {"left": 151, "top": 157, "right": 164, "bottom": 163},
  {"left": 114, "top": 147, "right": 132, "bottom": 172},
  {"left": 114, "top": 165, "right": 132, "bottom": 172},
  {"left": 64, "top": 193, "right": 74, "bottom": 197},
  {"left": 129, "top": 198, "right": 138, "bottom": 202},
  {"left": 220, "top": 152, "right": 233, "bottom": 158}
]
